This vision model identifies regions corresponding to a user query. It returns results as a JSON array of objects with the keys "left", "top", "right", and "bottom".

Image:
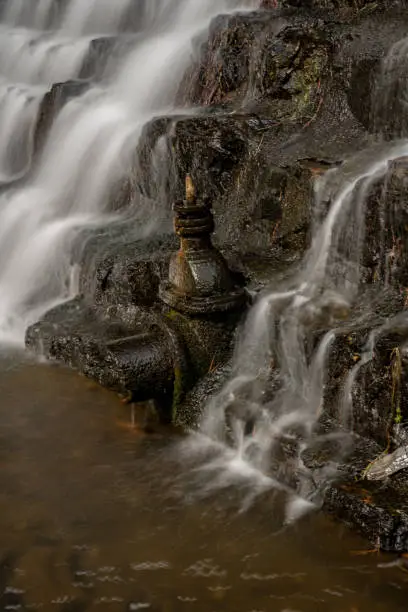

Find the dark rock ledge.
[{"left": 26, "top": 1, "right": 408, "bottom": 551}]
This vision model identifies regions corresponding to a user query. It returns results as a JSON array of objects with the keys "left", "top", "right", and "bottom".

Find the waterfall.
[
  {"left": 60, "top": 0, "right": 135, "bottom": 36},
  {"left": 0, "top": 0, "right": 101, "bottom": 183},
  {"left": 0, "top": 0, "right": 165, "bottom": 183},
  {"left": 0, "top": 0, "right": 257, "bottom": 344},
  {"left": 170, "top": 22, "right": 408, "bottom": 517},
  {"left": 4, "top": 0, "right": 407, "bottom": 518},
  {"left": 180, "top": 140, "right": 408, "bottom": 517},
  {"left": 1, "top": 0, "right": 132, "bottom": 31}
]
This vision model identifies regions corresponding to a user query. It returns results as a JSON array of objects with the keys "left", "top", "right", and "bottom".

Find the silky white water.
[
  {"left": 0, "top": 0, "right": 257, "bottom": 343},
  {"left": 1, "top": 0, "right": 133, "bottom": 31},
  {"left": 0, "top": 0, "right": 142, "bottom": 182}
]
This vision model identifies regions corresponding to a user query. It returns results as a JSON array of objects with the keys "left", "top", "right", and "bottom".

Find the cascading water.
[
  {"left": 0, "top": 0, "right": 257, "bottom": 344},
  {"left": 0, "top": 0, "right": 132, "bottom": 181},
  {"left": 60, "top": 0, "right": 135, "bottom": 35},
  {"left": 180, "top": 141, "right": 408, "bottom": 519},
  {"left": 179, "top": 30, "right": 408, "bottom": 517}
]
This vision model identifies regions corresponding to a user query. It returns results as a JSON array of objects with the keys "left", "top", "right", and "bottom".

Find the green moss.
[
  {"left": 165, "top": 308, "right": 182, "bottom": 321},
  {"left": 290, "top": 49, "right": 327, "bottom": 120}
]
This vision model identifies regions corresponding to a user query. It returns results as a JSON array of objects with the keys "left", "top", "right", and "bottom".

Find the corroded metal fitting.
[{"left": 159, "top": 176, "right": 247, "bottom": 315}]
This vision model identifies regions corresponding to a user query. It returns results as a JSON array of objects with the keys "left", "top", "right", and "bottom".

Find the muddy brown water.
[{"left": 0, "top": 351, "right": 407, "bottom": 612}]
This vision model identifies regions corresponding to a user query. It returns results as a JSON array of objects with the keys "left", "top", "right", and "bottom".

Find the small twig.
[
  {"left": 271, "top": 221, "right": 280, "bottom": 243},
  {"left": 302, "top": 94, "right": 324, "bottom": 130},
  {"left": 254, "top": 133, "right": 265, "bottom": 157},
  {"left": 208, "top": 356, "right": 217, "bottom": 373}
]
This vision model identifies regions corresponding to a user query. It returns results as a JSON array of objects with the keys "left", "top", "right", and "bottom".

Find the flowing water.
[
  {"left": 0, "top": 0, "right": 108, "bottom": 182},
  {"left": 170, "top": 28, "right": 408, "bottom": 521},
  {"left": 0, "top": 0, "right": 256, "bottom": 343},
  {"left": 181, "top": 142, "right": 408, "bottom": 515}
]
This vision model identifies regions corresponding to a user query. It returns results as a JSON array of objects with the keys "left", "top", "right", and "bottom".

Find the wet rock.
[
  {"left": 344, "top": 16, "right": 408, "bottom": 136},
  {"left": 324, "top": 478, "right": 408, "bottom": 552},
  {"left": 314, "top": 155, "right": 408, "bottom": 450},
  {"left": 316, "top": 289, "right": 408, "bottom": 549},
  {"left": 79, "top": 36, "right": 136, "bottom": 81},
  {"left": 122, "top": 7, "right": 399, "bottom": 282},
  {"left": 26, "top": 293, "right": 241, "bottom": 423},
  {"left": 175, "top": 362, "right": 233, "bottom": 430},
  {"left": 371, "top": 44, "right": 408, "bottom": 138},
  {"left": 337, "top": 156, "right": 408, "bottom": 289},
  {"left": 365, "top": 446, "right": 408, "bottom": 480},
  {"left": 323, "top": 312, "right": 407, "bottom": 449},
  {"left": 74, "top": 228, "right": 177, "bottom": 310},
  {"left": 33, "top": 80, "right": 89, "bottom": 157},
  {"left": 348, "top": 327, "right": 408, "bottom": 449},
  {"left": 301, "top": 418, "right": 408, "bottom": 551},
  {"left": 322, "top": 434, "right": 408, "bottom": 552},
  {"left": 26, "top": 298, "right": 175, "bottom": 408},
  {"left": 134, "top": 112, "right": 353, "bottom": 283},
  {"left": 179, "top": 6, "right": 408, "bottom": 140},
  {"left": 262, "top": 0, "right": 408, "bottom": 12},
  {"left": 178, "top": 12, "right": 331, "bottom": 126}
]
